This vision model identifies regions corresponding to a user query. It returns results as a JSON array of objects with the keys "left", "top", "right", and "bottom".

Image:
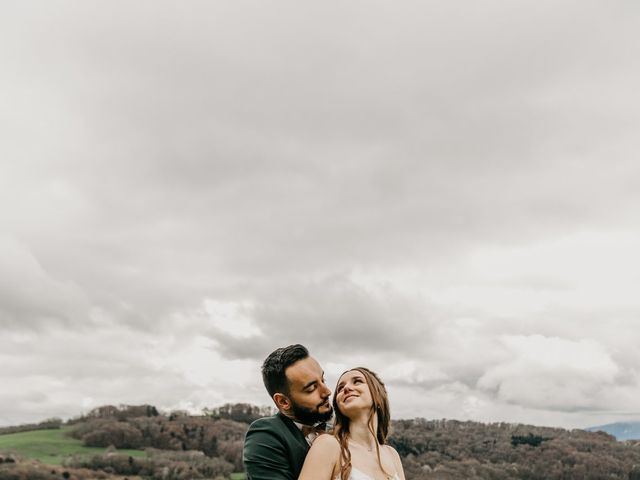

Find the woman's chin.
[{"left": 339, "top": 402, "right": 371, "bottom": 418}]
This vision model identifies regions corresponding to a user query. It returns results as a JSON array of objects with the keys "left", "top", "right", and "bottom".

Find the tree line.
[
  {"left": 66, "top": 406, "right": 640, "bottom": 479},
  {"left": 389, "top": 418, "right": 640, "bottom": 479},
  {"left": 4, "top": 404, "right": 640, "bottom": 479},
  {"left": 0, "top": 418, "right": 62, "bottom": 436},
  {"left": 69, "top": 415, "right": 246, "bottom": 471}
]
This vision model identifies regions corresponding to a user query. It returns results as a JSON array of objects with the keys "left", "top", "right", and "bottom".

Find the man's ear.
[{"left": 273, "top": 392, "right": 291, "bottom": 412}]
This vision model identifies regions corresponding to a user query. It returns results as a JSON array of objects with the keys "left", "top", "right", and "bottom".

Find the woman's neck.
[{"left": 347, "top": 412, "right": 378, "bottom": 449}]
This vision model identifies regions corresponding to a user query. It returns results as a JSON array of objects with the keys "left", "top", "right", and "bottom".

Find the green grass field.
[{"left": 0, "top": 427, "right": 145, "bottom": 465}]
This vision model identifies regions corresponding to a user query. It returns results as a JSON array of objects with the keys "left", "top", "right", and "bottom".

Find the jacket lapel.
[{"left": 277, "top": 411, "right": 309, "bottom": 449}]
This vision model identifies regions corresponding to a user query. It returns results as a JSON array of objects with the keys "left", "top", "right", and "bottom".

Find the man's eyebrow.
[{"left": 302, "top": 372, "right": 325, "bottom": 390}]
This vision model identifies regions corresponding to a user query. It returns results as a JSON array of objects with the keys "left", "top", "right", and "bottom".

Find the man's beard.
[{"left": 290, "top": 400, "right": 334, "bottom": 425}]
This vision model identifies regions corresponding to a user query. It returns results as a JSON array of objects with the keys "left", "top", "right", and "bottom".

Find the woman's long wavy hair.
[{"left": 332, "top": 367, "right": 391, "bottom": 480}]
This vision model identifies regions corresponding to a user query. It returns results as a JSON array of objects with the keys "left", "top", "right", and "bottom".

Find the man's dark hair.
[{"left": 262, "top": 344, "right": 309, "bottom": 398}]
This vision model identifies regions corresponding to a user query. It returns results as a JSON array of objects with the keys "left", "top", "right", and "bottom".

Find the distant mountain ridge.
[{"left": 586, "top": 421, "right": 640, "bottom": 440}]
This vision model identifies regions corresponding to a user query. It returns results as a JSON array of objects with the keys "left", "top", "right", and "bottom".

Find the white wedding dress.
[{"left": 337, "top": 467, "right": 400, "bottom": 480}]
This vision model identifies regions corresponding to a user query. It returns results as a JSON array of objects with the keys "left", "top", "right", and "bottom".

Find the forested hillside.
[
  {"left": 390, "top": 418, "right": 640, "bottom": 479},
  {"left": 3, "top": 404, "right": 640, "bottom": 479}
]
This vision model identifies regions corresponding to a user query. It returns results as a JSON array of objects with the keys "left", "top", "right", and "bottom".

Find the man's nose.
[{"left": 321, "top": 382, "right": 332, "bottom": 397}]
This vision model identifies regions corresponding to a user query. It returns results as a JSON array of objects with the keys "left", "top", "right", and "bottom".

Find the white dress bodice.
[{"left": 337, "top": 467, "right": 400, "bottom": 480}]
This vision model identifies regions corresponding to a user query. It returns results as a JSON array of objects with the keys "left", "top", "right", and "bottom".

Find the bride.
[{"left": 299, "top": 367, "right": 405, "bottom": 480}]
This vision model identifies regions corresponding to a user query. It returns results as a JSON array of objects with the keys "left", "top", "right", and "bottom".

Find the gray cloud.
[
  {"left": 205, "top": 274, "right": 435, "bottom": 360},
  {"left": 2, "top": 0, "right": 640, "bottom": 428},
  {"left": 0, "top": 236, "right": 90, "bottom": 328}
]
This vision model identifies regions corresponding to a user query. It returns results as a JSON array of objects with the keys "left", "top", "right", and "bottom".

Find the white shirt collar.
[{"left": 293, "top": 421, "right": 321, "bottom": 446}]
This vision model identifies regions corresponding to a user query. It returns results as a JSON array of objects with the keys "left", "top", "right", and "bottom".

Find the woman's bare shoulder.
[
  {"left": 383, "top": 445, "right": 404, "bottom": 477},
  {"left": 299, "top": 435, "right": 341, "bottom": 479},
  {"left": 310, "top": 433, "right": 340, "bottom": 452},
  {"left": 383, "top": 444, "right": 402, "bottom": 462}
]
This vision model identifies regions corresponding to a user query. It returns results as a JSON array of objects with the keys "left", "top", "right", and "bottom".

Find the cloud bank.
[{"left": 1, "top": 0, "right": 640, "bottom": 428}]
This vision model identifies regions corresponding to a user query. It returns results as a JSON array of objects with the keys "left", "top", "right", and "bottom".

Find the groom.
[{"left": 243, "top": 344, "right": 333, "bottom": 480}]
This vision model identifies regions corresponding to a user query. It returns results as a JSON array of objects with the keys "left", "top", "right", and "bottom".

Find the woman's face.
[{"left": 335, "top": 369, "right": 373, "bottom": 416}]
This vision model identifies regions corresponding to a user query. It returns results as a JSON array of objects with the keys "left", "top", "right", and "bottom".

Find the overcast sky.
[{"left": 2, "top": 0, "right": 640, "bottom": 430}]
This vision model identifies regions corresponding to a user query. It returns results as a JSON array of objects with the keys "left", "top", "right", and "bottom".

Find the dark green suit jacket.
[{"left": 243, "top": 412, "right": 310, "bottom": 480}]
